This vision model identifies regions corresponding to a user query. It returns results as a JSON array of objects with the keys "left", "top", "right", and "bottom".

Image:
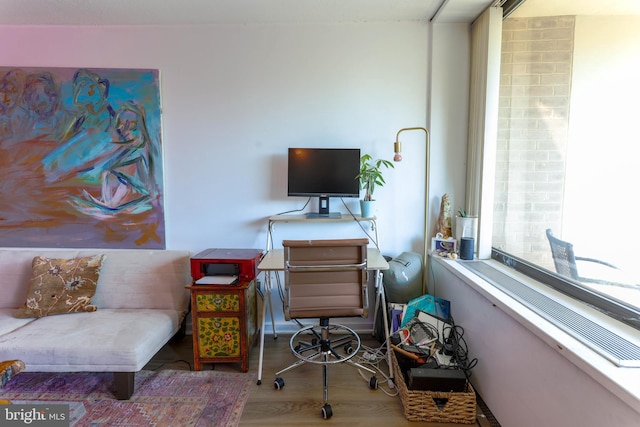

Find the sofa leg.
[{"left": 114, "top": 372, "right": 135, "bottom": 400}]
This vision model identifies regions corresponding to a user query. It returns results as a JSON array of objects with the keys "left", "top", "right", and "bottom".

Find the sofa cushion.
[
  {"left": 0, "top": 309, "right": 182, "bottom": 372},
  {"left": 15, "top": 255, "right": 105, "bottom": 318}
]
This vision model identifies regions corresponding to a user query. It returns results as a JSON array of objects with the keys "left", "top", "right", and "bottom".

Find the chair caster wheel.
[
  {"left": 321, "top": 403, "right": 333, "bottom": 419},
  {"left": 274, "top": 377, "right": 285, "bottom": 390},
  {"left": 344, "top": 343, "right": 354, "bottom": 354},
  {"left": 369, "top": 376, "right": 379, "bottom": 390}
]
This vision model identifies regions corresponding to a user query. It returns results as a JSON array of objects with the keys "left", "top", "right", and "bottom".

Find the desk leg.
[
  {"left": 372, "top": 277, "right": 382, "bottom": 338},
  {"left": 268, "top": 275, "right": 277, "bottom": 338},
  {"left": 375, "top": 270, "right": 394, "bottom": 380},
  {"left": 257, "top": 272, "right": 277, "bottom": 385}
]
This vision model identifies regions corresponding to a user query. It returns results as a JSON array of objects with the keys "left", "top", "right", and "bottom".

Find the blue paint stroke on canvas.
[{"left": 0, "top": 67, "right": 164, "bottom": 249}]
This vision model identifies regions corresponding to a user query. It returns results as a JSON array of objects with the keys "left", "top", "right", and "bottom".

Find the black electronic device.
[
  {"left": 407, "top": 367, "right": 467, "bottom": 392},
  {"left": 287, "top": 147, "right": 360, "bottom": 218}
]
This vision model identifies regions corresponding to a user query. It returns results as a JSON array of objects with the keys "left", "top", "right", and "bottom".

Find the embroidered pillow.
[{"left": 15, "top": 254, "right": 105, "bottom": 318}]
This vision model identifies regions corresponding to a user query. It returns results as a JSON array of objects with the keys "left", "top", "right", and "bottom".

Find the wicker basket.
[{"left": 391, "top": 351, "right": 477, "bottom": 423}]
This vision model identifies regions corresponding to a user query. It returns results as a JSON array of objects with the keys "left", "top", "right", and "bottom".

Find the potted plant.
[{"left": 356, "top": 154, "right": 394, "bottom": 217}]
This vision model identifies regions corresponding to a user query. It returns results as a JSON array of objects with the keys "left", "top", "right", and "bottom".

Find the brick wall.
[{"left": 494, "top": 16, "right": 575, "bottom": 265}]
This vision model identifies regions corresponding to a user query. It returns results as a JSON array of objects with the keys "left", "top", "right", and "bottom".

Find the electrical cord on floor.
[
  {"left": 354, "top": 342, "right": 398, "bottom": 397},
  {"left": 284, "top": 323, "right": 397, "bottom": 395}
]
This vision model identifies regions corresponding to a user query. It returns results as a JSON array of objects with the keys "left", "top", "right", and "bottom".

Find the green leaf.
[{"left": 356, "top": 153, "right": 394, "bottom": 201}]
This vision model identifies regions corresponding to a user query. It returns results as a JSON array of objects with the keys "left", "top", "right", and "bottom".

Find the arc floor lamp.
[{"left": 392, "top": 127, "right": 430, "bottom": 294}]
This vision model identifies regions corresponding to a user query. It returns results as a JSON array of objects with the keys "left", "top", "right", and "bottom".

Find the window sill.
[{"left": 432, "top": 255, "right": 640, "bottom": 415}]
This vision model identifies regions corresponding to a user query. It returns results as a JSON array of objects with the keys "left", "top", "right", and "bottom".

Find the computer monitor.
[{"left": 287, "top": 147, "right": 361, "bottom": 218}]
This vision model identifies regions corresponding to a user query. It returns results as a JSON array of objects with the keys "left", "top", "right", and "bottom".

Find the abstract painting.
[{"left": 0, "top": 67, "right": 164, "bottom": 248}]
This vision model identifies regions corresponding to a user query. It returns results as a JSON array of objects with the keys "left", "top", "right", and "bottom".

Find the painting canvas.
[{"left": 0, "top": 67, "right": 165, "bottom": 249}]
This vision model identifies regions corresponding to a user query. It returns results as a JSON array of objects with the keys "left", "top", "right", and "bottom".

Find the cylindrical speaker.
[{"left": 460, "top": 237, "right": 475, "bottom": 260}]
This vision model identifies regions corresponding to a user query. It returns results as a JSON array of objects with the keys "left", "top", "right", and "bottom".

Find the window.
[{"left": 492, "top": 0, "right": 640, "bottom": 328}]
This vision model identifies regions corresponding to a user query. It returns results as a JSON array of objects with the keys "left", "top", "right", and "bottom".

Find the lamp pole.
[{"left": 393, "top": 127, "right": 430, "bottom": 294}]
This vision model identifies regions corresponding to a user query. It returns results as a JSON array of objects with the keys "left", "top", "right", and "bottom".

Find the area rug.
[{"left": 0, "top": 369, "right": 256, "bottom": 427}]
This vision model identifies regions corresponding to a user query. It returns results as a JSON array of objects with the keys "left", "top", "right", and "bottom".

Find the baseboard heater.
[{"left": 459, "top": 260, "right": 640, "bottom": 368}]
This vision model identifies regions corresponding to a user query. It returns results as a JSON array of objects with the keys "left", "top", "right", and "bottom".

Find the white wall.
[
  {"left": 0, "top": 23, "right": 435, "bottom": 257},
  {"left": 430, "top": 22, "right": 471, "bottom": 239}
]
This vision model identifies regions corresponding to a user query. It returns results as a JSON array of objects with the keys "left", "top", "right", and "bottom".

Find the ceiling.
[
  {"left": 1, "top": 0, "right": 637, "bottom": 27},
  {"left": 0, "top": 0, "right": 496, "bottom": 26}
]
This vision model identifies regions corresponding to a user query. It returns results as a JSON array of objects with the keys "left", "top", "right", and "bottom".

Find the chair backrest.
[
  {"left": 282, "top": 238, "right": 369, "bottom": 321},
  {"left": 545, "top": 229, "right": 579, "bottom": 280}
]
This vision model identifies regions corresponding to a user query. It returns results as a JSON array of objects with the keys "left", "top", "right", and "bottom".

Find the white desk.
[
  {"left": 258, "top": 248, "right": 388, "bottom": 271},
  {"left": 266, "top": 214, "right": 379, "bottom": 251},
  {"left": 255, "top": 246, "right": 392, "bottom": 385}
]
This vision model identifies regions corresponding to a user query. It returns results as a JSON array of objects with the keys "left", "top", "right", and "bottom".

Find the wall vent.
[{"left": 460, "top": 260, "right": 640, "bottom": 368}]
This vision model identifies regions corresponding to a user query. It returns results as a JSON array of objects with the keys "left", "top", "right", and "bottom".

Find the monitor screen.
[{"left": 287, "top": 148, "right": 361, "bottom": 198}]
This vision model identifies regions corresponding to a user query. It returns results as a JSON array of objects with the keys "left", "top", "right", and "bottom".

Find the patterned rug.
[{"left": 0, "top": 369, "right": 256, "bottom": 427}]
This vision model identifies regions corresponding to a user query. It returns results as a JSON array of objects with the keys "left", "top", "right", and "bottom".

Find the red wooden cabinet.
[{"left": 188, "top": 248, "right": 263, "bottom": 372}]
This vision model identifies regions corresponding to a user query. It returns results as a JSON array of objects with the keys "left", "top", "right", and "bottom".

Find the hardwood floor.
[{"left": 147, "top": 331, "right": 500, "bottom": 427}]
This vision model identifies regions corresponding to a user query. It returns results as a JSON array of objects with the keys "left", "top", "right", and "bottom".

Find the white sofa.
[{"left": 0, "top": 248, "right": 191, "bottom": 399}]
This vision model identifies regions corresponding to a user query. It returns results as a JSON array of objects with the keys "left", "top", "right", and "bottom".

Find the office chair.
[
  {"left": 546, "top": 229, "right": 637, "bottom": 289},
  {"left": 273, "top": 238, "right": 378, "bottom": 420}
]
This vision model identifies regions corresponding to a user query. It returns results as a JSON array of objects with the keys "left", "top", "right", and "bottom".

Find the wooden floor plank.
[{"left": 147, "top": 332, "right": 498, "bottom": 426}]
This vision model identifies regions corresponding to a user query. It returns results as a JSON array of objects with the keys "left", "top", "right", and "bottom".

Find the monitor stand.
[{"left": 306, "top": 196, "right": 342, "bottom": 219}]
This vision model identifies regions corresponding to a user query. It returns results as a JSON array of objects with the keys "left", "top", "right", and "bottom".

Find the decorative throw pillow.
[{"left": 15, "top": 254, "right": 105, "bottom": 318}]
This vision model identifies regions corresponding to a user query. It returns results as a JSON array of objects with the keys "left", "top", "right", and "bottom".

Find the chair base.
[{"left": 273, "top": 319, "right": 378, "bottom": 419}]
